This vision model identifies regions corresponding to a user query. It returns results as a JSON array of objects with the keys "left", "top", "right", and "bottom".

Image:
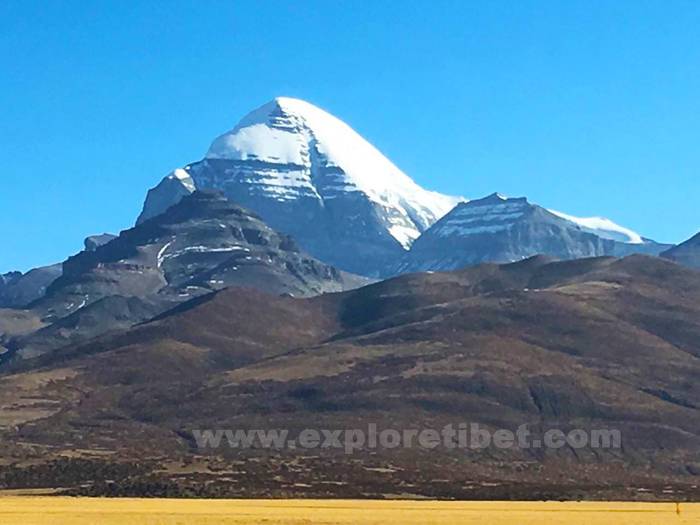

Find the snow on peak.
[
  {"left": 548, "top": 209, "right": 643, "bottom": 244},
  {"left": 206, "top": 97, "right": 462, "bottom": 247},
  {"left": 432, "top": 194, "right": 529, "bottom": 237},
  {"left": 168, "top": 168, "right": 196, "bottom": 192},
  {"left": 429, "top": 193, "right": 644, "bottom": 245}
]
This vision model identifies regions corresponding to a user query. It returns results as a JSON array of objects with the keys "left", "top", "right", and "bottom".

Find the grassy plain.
[{"left": 0, "top": 498, "right": 698, "bottom": 524}]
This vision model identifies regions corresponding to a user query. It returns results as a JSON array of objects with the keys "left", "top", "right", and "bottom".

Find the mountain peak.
[
  {"left": 237, "top": 96, "right": 323, "bottom": 126},
  {"left": 205, "top": 97, "right": 459, "bottom": 219},
  {"left": 469, "top": 192, "right": 528, "bottom": 205},
  {"left": 426, "top": 193, "right": 533, "bottom": 241},
  {"left": 141, "top": 98, "right": 462, "bottom": 275},
  {"left": 661, "top": 230, "right": 700, "bottom": 268}
]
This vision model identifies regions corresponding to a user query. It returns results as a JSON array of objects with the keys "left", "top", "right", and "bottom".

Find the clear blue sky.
[{"left": 2, "top": 0, "right": 699, "bottom": 272}]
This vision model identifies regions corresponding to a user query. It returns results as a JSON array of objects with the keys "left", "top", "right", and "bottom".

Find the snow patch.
[
  {"left": 548, "top": 210, "right": 643, "bottom": 244},
  {"left": 389, "top": 224, "right": 421, "bottom": 249},
  {"left": 162, "top": 245, "right": 249, "bottom": 260},
  {"left": 169, "top": 169, "right": 196, "bottom": 192},
  {"left": 157, "top": 240, "right": 174, "bottom": 268}
]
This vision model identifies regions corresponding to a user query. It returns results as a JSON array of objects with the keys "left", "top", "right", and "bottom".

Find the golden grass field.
[{"left": 0, "top": 498, "right": 699, "bottom": 525}]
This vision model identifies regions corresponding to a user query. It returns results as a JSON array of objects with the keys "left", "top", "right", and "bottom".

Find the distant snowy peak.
[
  {"left": 548, "top": 209, "right": 643, "bottom": 244},
  {"left": 430, "top": 193, "right": 529, "bottom": 237},
  {"left": 394, "top": 192, "right": 667, "bottom": 274},
  {"left": 432, "top": 192, "right": 645, "bottom": 244},
  {"left": 206, "top": 97, "right": 461, "bottom": 244}
]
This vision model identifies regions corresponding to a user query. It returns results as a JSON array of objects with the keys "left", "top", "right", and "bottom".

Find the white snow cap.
[
  {"left": 206, "top": 97, "right": 462, "bottom": 247},
  {"left": 168, "top": 168, "right": 196, "bottom": 192},
  {"left": 549, "top": 209, "right": 643, "bottom": 244}
]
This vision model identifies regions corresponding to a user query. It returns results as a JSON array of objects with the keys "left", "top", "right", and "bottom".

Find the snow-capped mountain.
[
  {"left": 395, "top": 193, "right": 669, "bottom": 273},
  {"left": 138, "top": 97, "right": 461, "bottom": 276}
]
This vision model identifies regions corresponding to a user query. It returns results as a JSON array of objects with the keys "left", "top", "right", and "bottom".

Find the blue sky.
[{"left": 1, "top": 0, "right": 699, "bottom": 272}]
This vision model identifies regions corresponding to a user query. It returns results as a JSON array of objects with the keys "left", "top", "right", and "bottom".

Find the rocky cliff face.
[{"left": 84, "top": 233, "right": 117, "bottom": 252}]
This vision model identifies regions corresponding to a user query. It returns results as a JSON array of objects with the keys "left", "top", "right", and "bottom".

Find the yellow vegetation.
[{"left": 0, "top": 497, "right": 698, "bottom": 524}]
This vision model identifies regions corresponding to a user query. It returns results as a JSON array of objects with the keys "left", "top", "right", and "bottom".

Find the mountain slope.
[
  {"left": 662, "top": 231, "right": 700, "bottom": 268},
  {"left": 0, "top": 233, "right": 116, "bottom": 309},
  {"left": 0, "top": 264, "right": 62, "bottom": 308},
  {"left": 396, "top": 193, "right": 669, "bottom": 273},
  {"left": 2, "top": 255, "right": 699, "bottom": 499},
  {"left": 138, "top": 97, "right": 461, "bottom": 277},
  {"left": 4, "top": 191, "right": 365, "bottom": 362}
]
